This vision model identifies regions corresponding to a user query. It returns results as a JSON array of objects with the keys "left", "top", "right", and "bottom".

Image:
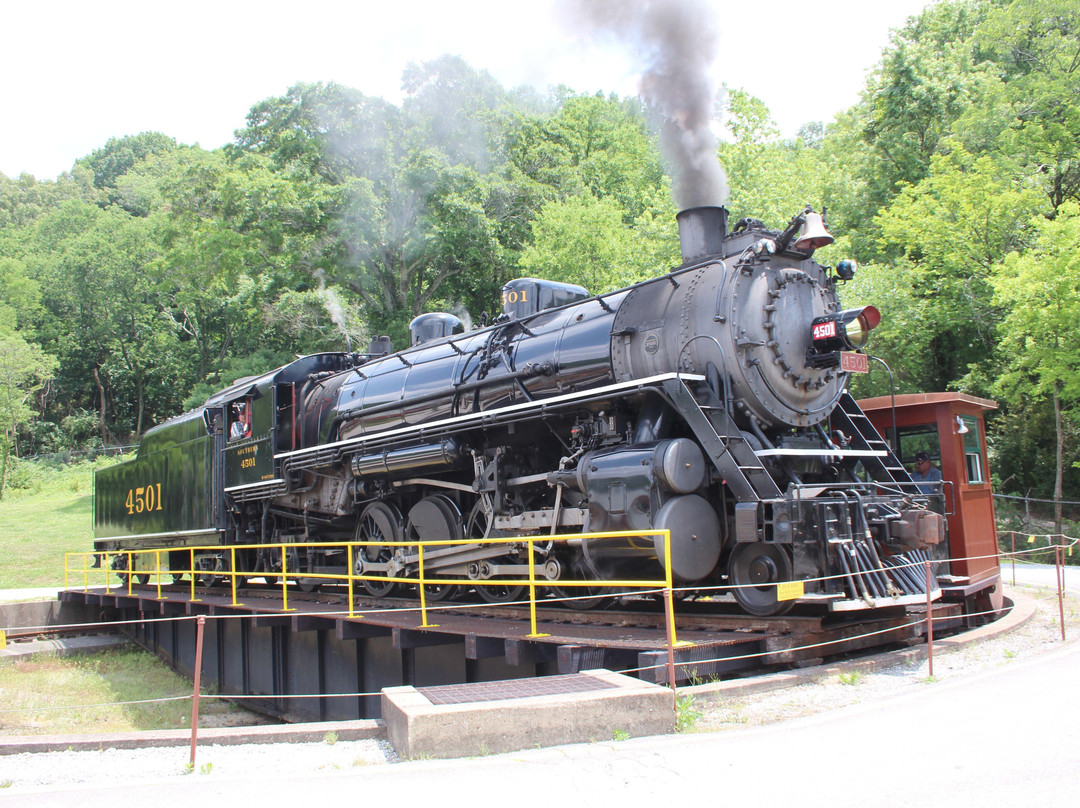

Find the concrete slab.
[
  {"left": 0, "top": 634, "right": 129, "bottom": 660},
  {"left": 381, "top": 668, "right": 674, "bottom": 760},
  {"left": 0, "top": 719, "right": 384, "bottom": 755},
  {"left": 0, "top": 592, "right": 98, "bottom": 631}
]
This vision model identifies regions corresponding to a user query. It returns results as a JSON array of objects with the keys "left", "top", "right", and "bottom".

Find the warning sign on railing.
[{"left": 776, "top": 581, "right": 805, "bottom": 601}]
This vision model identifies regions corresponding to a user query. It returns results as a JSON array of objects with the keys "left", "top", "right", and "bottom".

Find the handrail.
[{"left": 65, "top": 528, "right": 685, "bottom": 643}]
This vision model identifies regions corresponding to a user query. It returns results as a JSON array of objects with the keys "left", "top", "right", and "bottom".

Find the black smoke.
[{"left": 562, "top": 0, "right": 729, "bottom": 208}]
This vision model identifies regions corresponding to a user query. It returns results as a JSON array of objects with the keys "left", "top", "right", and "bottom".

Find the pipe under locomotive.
[{"left": 94, "top": 205, "right": 947, "bottom": 616}]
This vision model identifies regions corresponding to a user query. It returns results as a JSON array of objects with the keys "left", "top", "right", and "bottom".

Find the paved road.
[
  {"left": 1004, "top": 560, "right": 1080, "bottom": 596},
  {"left": 6, "top": 625, "right": 1078, "bottom": 807}
]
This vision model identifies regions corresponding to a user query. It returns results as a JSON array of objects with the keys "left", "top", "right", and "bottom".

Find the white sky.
[{"left": 2, "top": 0, "right": 934, "bottom": 180}]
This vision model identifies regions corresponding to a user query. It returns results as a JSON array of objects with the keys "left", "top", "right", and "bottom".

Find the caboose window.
[
  {"left": 896, "top": 425, "right": 940, "bottom": 470},
  {"left": 961, "top": 416, "right": 985, "bottom": 483}
]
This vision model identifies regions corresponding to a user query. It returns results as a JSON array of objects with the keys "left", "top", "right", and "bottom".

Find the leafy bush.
[{"left": 3, "top": 454, "right": 122, "bottom": 496}]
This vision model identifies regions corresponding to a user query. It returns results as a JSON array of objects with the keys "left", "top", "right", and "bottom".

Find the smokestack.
[{"left": 676, "top": 206, "right": 728, "bottom": 264}]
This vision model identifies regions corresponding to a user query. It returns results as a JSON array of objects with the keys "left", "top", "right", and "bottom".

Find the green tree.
[
  {"left": 0, "top": 326, "right": 56, "bottom": 497},
  {"left": 518, "top": 193, "right": 676, "bottom": 292},
  {"left": 719, "top": 89, "right": 836, "bottom": 233},
  {"left": 77, "top": 132, "right": 179, "bottom": 207},
  {"left": 155, "top": 147, "right": 339, "bottom": 381},
  {"left": 991, "top": 202, "right": 1080, "bottom": 529},
  {"left": 23, "top": 200, "right": 180, "bottom": 438},
  {"left": 825, "top": 0, "right": 994, "bottom": 254},
  {"left": 327, "top": 150, "right": 505, "bottom": 344},
  {"left": 873, "top": 146, "right": 1043, "bottom": 391},
  {"left": 0, "top": 166, "right": 98, "bottom": 230},
  {"left": 0, "top": 257, "right": 44, "bottom": 334},
  {"left": 970, "top": 0, "right": 1080, "bottom": 214},
  {"left": 235, "top": 82, "right": 401, "bottom": 186}
]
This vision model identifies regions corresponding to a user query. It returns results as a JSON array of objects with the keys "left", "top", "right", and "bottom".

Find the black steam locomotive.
[{"left": 94, "top": 206, "right": 946, "bottom": 615}]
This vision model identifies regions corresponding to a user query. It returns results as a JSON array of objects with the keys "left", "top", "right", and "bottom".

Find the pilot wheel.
[{"left": 727, "top": 542, "right": 795, "bottom": 616}]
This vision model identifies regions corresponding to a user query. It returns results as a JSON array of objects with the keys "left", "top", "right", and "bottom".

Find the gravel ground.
[{"left": 1, "top": 582, "right": 1074, "bottom": 790}]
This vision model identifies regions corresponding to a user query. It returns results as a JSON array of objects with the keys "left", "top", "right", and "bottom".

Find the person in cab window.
[
  {"left": 230, "top": 402, "right": 251, "bottom": 441},
  {"left": 911, "top": 451, "right": 942, "bottom": 495}
]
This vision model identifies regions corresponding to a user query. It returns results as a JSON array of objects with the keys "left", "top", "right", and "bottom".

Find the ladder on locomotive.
[
  {"left": 662, "top": 377, "right": 781, "bottom": 502},
  {"left": 831, "top": 393, "right": 915, "bottom": 486}
]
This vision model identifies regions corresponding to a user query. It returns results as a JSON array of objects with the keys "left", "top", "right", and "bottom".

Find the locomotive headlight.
[
  {"left": 810, "top": 306, "right": 882, "bottom": 353},
  {"left": 753, "top": 238, "right": 776, "bottom": 257}
]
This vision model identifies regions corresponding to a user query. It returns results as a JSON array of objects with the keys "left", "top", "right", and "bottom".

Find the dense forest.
[{"left": 0, "top": 0, "right": 1077, "bottom": 515}]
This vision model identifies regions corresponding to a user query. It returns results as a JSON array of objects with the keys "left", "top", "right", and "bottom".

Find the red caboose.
[{"left": 858, "top": 392, "right": 1003, "bottom": 618}]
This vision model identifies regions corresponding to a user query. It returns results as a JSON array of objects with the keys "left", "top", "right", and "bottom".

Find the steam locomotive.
[{"left": 94, "top": 205, "right": 947, "bottom": 616}]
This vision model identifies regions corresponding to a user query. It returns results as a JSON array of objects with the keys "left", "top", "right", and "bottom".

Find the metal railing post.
[
  {"left": 662, "top": 588, "right": 678, "bottom": 712},
  {"left": 418, "top": 543, "right": 435, "bottom": 628},
  {"left": 1011, "top": 531, "right": 1016, "bottom": 586},
  {"left": 190, "top": 615, "right": 205, "bottom": 768},
  {"left": 281, "top": 543, "right": 292, "bottom": 612},
  {"left": 189, "top": 549, "right": 201, "bottom": 602},
  {"left": 661, "top": 530, "right": 686, "bottom": 648},
  {"left": 924, "top": 560, "right": 934, "bottom": 678},
  {"left": 230, "top": 547, "right": 241, "bottom": 607},
  {"left": 526, "top": 537, "right": 550, "bottom": 638},
  {"left": 1056, "top": 544, "right": 1066, "bottom": 642},
  {"left": 155, "top": 550, "right": 163, "bottom": 600},
  {"left": 347, "top": 544, "right": 355, "bottom": 619}
]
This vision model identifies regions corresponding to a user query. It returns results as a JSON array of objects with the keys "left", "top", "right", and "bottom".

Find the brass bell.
[{"left": 794, "top": 210, "right": 834, "bottom": 251}]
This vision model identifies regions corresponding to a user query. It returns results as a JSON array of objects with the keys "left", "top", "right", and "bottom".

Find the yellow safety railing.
[{"left": 65, "top": 528, "right": 692, "bottom": 645}]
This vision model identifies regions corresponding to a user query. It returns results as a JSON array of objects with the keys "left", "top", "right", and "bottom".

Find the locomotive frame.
[{"left": 95, "top": 205, "right": 957, "bottom": 617}]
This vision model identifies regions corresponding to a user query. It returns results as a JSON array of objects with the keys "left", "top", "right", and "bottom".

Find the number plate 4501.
[{"left": 840, "top": 351, "right": 869, "bottom": 374}]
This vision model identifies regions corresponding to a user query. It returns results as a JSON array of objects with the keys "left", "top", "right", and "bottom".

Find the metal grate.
[{"left": 418, "top": 673, "right": 617, "bottom": 705}]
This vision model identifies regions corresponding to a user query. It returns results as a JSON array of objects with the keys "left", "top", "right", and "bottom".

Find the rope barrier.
[
  {"left": 994, "top": 493, "right": 1080, "bottom": 507},
  {"left": 0, "top": 696, "right": 191, "bottom": 715}
]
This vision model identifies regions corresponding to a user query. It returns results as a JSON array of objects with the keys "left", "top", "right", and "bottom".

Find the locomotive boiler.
[{"left": 94, "top": 205, "right": 947, "bottom": 616}]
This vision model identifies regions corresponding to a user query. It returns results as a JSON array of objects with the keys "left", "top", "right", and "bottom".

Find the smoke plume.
[
  {"left": 313, "top": 268, "right": 353, "bottom": 350},
  {"left": 562, "top": 0, "right": 728, "bottom": 209}
]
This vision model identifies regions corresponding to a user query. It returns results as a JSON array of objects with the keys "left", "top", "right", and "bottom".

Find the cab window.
[{"left": 229, "top": 400, "right": 252, "bottom": 441}]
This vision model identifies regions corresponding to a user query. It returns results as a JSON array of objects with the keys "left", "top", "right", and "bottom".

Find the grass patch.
[
  {"left": 0, "top": 646, "right": 264, "bottom": 736},
  {"left": 0, "top": 457, "right": 121, "bottom": 588},
  {"left": 675, "top": 692, "right": 702, "bottom": 732}
]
